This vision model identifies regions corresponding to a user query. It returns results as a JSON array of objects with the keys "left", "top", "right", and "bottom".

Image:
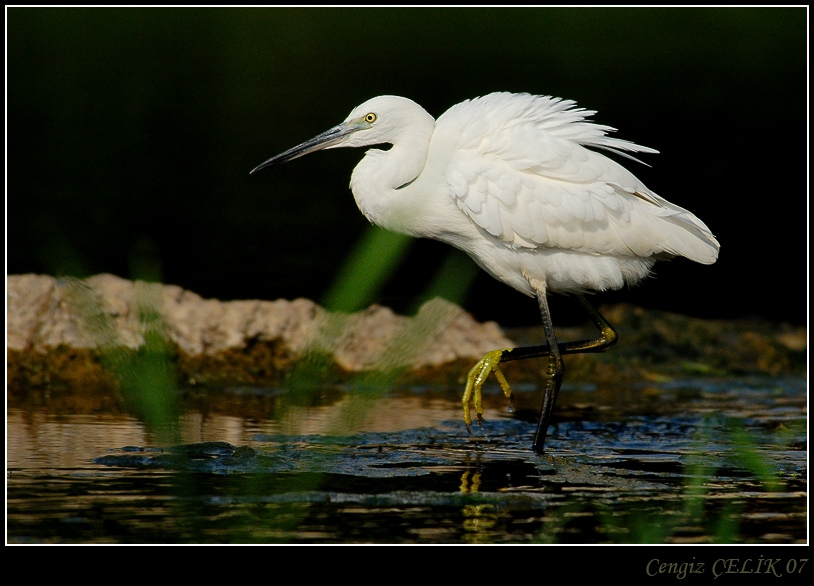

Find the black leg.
[
  {"left": 531, "top": 291, "right": 563, "bottom": 452},
  {"left": 461, "top": 294, "right": 618, "bottom": 452},
  {"left": 527, "top": 294, "right": 618, "bottom": 452},
  {"left": 500, "top": 295, "right": 618, "bottom": 364}
]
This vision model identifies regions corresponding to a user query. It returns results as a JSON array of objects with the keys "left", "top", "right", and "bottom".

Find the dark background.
[{"left": 7, "top": 8, "right": 807, "bottom": 326}]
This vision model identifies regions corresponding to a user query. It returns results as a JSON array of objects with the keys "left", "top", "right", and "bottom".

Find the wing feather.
[{"left": 436, "top": 92, "right": 719, "bottom": 263}]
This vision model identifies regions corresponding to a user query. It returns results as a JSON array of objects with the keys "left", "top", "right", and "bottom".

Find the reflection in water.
[
  {"left": 9, "top": 411, "right": 146, "bottom": 471},
  {"left": 461, "top": 504, "right": 500, "bottom": 544},
  {"left": 460, "top": 472, "right": 482, "bottom": 493},
  {"left": 7, "top": 378, "right": 808, "bottom": 544}
]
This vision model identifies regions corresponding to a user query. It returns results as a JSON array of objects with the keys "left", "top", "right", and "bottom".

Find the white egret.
[{"left": 251, "top": 92, "right": 719, "bottom": 452}]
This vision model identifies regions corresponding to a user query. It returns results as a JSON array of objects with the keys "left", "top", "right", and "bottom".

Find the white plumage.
[
  {"left": 328, "top": 93, "right": 719, "bottom": 298},
  {"left": 252, "top": 92, "right": 720, "bottom": 452}
]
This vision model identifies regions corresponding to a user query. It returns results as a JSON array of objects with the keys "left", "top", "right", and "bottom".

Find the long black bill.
[{"left": 250, "top": 123, "right": 355, "bottom": 174}]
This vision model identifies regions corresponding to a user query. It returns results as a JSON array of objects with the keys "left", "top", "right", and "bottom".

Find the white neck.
[{"left": 349, "top": 123, "right": 434, "bottom": 235}]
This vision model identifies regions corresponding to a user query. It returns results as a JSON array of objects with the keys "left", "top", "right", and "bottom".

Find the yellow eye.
[{"left": 365, "top": 113, "right": 377, "bottom": 123}]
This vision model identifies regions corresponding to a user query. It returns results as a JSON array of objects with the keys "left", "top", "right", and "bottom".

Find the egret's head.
[
  {"left": 339, "top": 96, "right": 432, "bottom": 147},
  {"left": 250, "top": 96, "right": 433, "bottom": 174}
]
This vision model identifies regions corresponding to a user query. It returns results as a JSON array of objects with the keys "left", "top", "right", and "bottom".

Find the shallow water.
[{"left": 6, "top": 377, "right": 808, "bottom": 544}]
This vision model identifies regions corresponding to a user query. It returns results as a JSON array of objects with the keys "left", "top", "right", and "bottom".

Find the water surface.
[{"left": 7, "top": 377, "right": 807, "bottom": 544}]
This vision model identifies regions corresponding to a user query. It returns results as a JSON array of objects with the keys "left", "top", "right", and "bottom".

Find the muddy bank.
[{"left": 7, "top": 274, "right": 807, "bottom": 398}]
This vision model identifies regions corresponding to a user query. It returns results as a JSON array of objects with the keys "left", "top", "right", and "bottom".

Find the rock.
[
  {"left": 7, "top": 274, "right": 514, "bottom": 391},
  {"left": 7, "top": 274, "right": 806, "bottom": 397}
]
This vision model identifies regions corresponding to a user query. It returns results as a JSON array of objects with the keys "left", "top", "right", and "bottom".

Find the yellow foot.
[{"left": 462, "top": 348, "right": 514, "bottom": 433}]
